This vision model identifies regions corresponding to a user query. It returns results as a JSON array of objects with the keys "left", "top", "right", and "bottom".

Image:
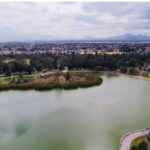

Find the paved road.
[{"left": 120, "top": 129, "right": 150, "bottom": 150}]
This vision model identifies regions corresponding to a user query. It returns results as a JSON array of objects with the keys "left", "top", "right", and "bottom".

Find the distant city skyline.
[{"left": 0, "top": 2, "right": 150, "bottom": 42}]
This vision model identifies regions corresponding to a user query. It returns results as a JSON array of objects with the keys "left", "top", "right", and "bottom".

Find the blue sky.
[{"left": 0, "top": 2, "right": 150, "bottom": 41}]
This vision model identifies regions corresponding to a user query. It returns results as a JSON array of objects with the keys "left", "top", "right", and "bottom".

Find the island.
[{"left": 0, "top": 70, "right": 102, "bottom": 91}]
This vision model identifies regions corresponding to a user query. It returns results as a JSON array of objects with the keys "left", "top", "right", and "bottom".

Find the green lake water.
[{"left": 0, "top": 75, "right": 149, "bottom": 150}]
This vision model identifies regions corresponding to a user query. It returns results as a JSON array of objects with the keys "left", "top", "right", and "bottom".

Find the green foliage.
[{"left": 0, "top": 53, "right": 149, "bottom": 75}]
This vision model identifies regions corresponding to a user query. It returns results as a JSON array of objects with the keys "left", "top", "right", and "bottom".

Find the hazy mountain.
[
  {"left": 1, "top": 33, "right": 150, "bottom": 43},
  {"left": 103, "top": 33, "right": 150, "bottom": 42}
]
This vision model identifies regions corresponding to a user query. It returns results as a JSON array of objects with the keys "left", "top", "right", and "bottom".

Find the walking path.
[{"left": 120, "top": 129, "right": 150, "bottom": 150}]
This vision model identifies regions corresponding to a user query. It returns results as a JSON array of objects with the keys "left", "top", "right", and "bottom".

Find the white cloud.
[{"left": 0, "top": 2, "right": 149, "bottom": 41}]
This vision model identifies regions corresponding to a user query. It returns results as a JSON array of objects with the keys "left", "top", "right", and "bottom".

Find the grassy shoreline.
[
  {"left": 125, "top": 74, "right": 150, "bottom": 81},
  {"left": 99, "top": 71, "right": 150, "bottom": 81},
  {"left": 117, "top": 73, "right": 150, "bottom": 81},
  {"left": 0, "top": 71, "right": 103, "bottom": 91},
  {"left": 0, "top": 70, "right": 148, "bottom": 91}
]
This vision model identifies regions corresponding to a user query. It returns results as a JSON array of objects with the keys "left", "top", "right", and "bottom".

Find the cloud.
[{"left": 0, "top": 2, "right": 149, "bottom": 41}]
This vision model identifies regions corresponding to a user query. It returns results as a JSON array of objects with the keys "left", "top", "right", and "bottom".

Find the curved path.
[{"left": 120, "top": 129, "right": 150, "bottom": 150}]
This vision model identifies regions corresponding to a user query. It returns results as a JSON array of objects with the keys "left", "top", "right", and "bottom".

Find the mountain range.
[
  {"left": 102, "top": 33, "right": 150, "bottom": 42},
  {"left": 50, "top": 34, "right": 150, "bottom": 43},
  {"left": 1, "top": 33, "right": 150, "bottom": 43}
]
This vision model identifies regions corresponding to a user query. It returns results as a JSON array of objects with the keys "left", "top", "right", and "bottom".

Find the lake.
[{"left": 0, "top": 75, "right": 149, "bottom": 150}]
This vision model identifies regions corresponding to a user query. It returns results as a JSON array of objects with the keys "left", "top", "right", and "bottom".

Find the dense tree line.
[{"left": 0, "top": 53, "right": 149, "bottom": 76}]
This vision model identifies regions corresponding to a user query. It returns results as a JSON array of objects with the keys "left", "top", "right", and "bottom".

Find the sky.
[{"left": 0, "top": 2, "right": 150, "bottom": 41}]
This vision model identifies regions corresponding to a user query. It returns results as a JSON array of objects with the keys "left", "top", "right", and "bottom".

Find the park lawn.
[{"left": 0, "top": 73, "right": 40, "bottom": 84}]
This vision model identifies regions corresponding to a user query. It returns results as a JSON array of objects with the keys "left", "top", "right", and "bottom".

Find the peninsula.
[{"left": 0, "top": 71, "right": 102, "bottom": 91}]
